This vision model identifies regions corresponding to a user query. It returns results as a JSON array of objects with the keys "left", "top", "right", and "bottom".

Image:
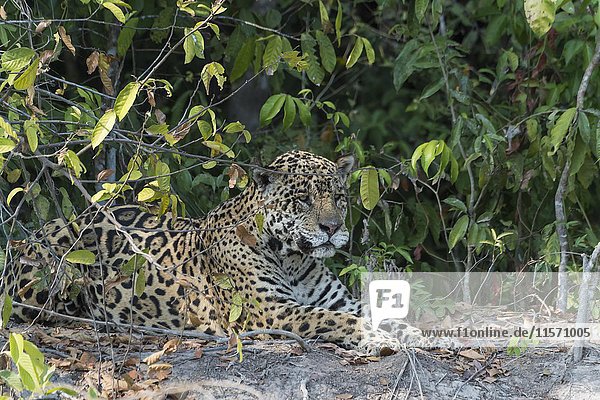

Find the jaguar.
[{"left": 2, "top": 151, "right": 431, "bottom": 354}]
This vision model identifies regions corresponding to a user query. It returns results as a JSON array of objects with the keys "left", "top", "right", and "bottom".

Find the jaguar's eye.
[{"left": 298, "top": 194, "right": 311, "bottom": 205}]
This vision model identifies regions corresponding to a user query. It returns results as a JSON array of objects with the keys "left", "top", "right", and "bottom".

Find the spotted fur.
[{"left": 2, "top": 151, "right": 430, "bottom": 354}]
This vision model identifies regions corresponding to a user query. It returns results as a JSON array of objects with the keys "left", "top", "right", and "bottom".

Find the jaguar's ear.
[
  {"left": 253, "top": 168, "right": 278, "bottom": 193},
  {"left": 335, "top": 154, "right": 355, "bottom": 176}
]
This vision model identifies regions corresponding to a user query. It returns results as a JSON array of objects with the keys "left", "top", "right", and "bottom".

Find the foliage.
[
  {"left": 0, "top": 0, "right": 599, "bottom": 313},
  {"left": 0, "top": 333, "right": 76, "bottom": 399}
]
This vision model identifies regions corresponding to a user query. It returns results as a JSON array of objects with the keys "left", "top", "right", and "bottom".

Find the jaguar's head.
[{"left": 253, "top": 150, "right": 355, "bottom": 259}]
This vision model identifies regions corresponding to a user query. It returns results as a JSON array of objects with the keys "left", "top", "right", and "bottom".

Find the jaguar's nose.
[{"left": 319, "top": 221, "right": 342, "bottom": 237}]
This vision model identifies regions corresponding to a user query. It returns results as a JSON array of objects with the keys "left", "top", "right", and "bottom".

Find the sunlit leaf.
[
  {"left": 102, "top": 1, "right": 127, "bottom": 23},
  {"left": 346, "top": 36, "right": 364, "bottom": 69},
  {"left": 114, "top": 81, "right": 140, "bottom": 121},
  {"left": 65, "top": 249, "right": 96, "bottom": 265},
  {"left": 0, "top": 138, "right": 16, "bottom": 153},
  {"left": 91, "top": 109, "right": 117, "bottom": 148},
  {"left": 6, "top": 187, "right": 23, "bottom": 206},
  {"left": 13, "top": 57, "right": 38, "bottom": 90},
  {"left": 201, "top": 62, "right": 226, "bottom": 94},
  {"left": 1, "top": 47, "right": 35, "bottom": 72},
  {"left": 524, "top": 0, "right": 556, "bottom": 37}
]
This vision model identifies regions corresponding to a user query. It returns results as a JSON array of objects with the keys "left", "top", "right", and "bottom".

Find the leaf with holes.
[
  {"left": 524, "top": 0, "right": 556, "bottom": 37},
  {"left": 200, "top": 62, "right": 226, "bottom": 94}
]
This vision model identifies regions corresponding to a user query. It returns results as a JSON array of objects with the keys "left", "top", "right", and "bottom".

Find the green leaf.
[
  {"left": 0, "top": 137, "right": 16, "bottom": 153},
  {"left": 549, "top": 107, "right": 576, "bottom": 155},
  {"left": 24, "top": 118, "right": 39, "bottom": 152},
  {"left": 7, "top": 187, "right": 23, "bottom": 206},
  {"left": 230, "top": 38, "right": 255, "bottom": 82},
  {"left": 65, "top": 249, "right": 96, "bottom": 265},
  {"left": 10, "top": 333, "right": 23, "bottom": 364},
  {"left": 102, "top": 1, "right": 127, "bottom": 23},
  {"left": 361, "top": 37, "right": 375, "bottom": 65},
  {"left": 135, "top": 268, "right": 146, "bottom": 296},
  {"left": 415, "top": 0, "right": 429, "bottom": 23},
  {"left": 293, "top": 98, "right": 311, "bottom": 127},
  {"left": 449, "top": 215, "right": 469, "bottom": 250},
  {"left": 200, "top": 62, "right": 226, "bottom": 94},
  {"left": 316, "top": 31, "right": 336, "bottom": 73},
  {"left": 137, "top": 187, "right": 155, "bottom": 201},
  {"left": 259, "top": 94, "right": 286, "bottom": 127},
  {"left": 13, "top": 57, "right": 39, "bottom": 90},
  {"left": 263, "top": 35, "right": 283, "bottom": 75},
  {"left": 203, "top": 140, "right": 235, "bottom": 158},
  {"left": 122, "top": 252, "right": 147, "bottom": 276},
  {"left": 524, "top": 0, "right": 556, "bottom": 37},
  {"left": 229, "top": 303, "right": 242, "bottom": 323},
  {"left": 346, "top": 36, "right": 364, "bottom": 69},
  {"left": 114, "top": 82, "right": 140, "bottom": 121},
  {"left": 578, "top": 111, "right": 590, "bottom": 144},
  {"left": 411, "top": 142, "right": 428, "bottom": 171},
  {"left": 0, "top": 370, "right": 23, "bottom": 391},
  {"left": 224, "top": 121, "right": 245, "bottom": 133},
  {"left": 229, "top": 292, "right": 243, "bottom": 322},
  {"left": 421, "top": 140, "right": 440, "bottom": 176},
  {"left": 0, "top": 116, "right": 16, "bottom": 138},
  {"left": 184, "top": 29, "right": 205, "bottom": 64},
  {"left": 2, "top": 294, "right": 12, "bottom": 329},
  {"left": 91, "top": 109, "right": 117, "bottom": 148},
  {"left": 393, "top": 39, "right": 420, "bottom": 91},
  {"left": 360, "top": 168, "right": 380, "bottom": 210},
  {"left": 335, "top": 0, "right": 342, "bottom": 46},
  {"left": 443, "top": 197, "right": 467, "bottom": 213},
  {"left": 1, "top": 47, "right": 35, "bottom": 72},
  {"left": 319, "top": 0, "right": 330, "bottom": 26},
  {"left": 282, "top": 95, "right": 296, "bottom": 130},
  {"left": 255, "top": 213, "right": 264, "bottom": 234},
  {"left": 117, "top": 17, "right": 138, "bottom": 57},
  {"left": 301, "top": 33, "right": 325, "bottom": 85}
]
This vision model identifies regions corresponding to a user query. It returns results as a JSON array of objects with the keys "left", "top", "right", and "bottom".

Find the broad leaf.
[
  {"left": 13, "top": 57, "right": 39, "bottom": 90},
  {"left": 91, "top": 109, "right": 117, "bottom": 148},
  {"left": 259, "top": 94, "right": 286, "bottom": 126},
  {"left": 549, "top": 107, "right": 576, "bottom": 155},
  {"left": 449, "top": 215, "right": 469, "bottom": 250},
  {"left": 282, "top": 95, "right": 296, "bottom": 130},
  {"left": 65, "top": 249, "right": 96, "bottom": 265},
  {"left": 360, "top": 168, "right": 380, "bottom": 210},
  {"left": 524, "top": 0, "right": 556, "bottom": 37},
  {"left": 346, "top": 36, "right": 364, "bottom": 68},
  {"left": 114, "top": 82, "right": 140, "bottom": 121},
  {"left": 316, "top": 31, "right": 336, "bottom": 73}
]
